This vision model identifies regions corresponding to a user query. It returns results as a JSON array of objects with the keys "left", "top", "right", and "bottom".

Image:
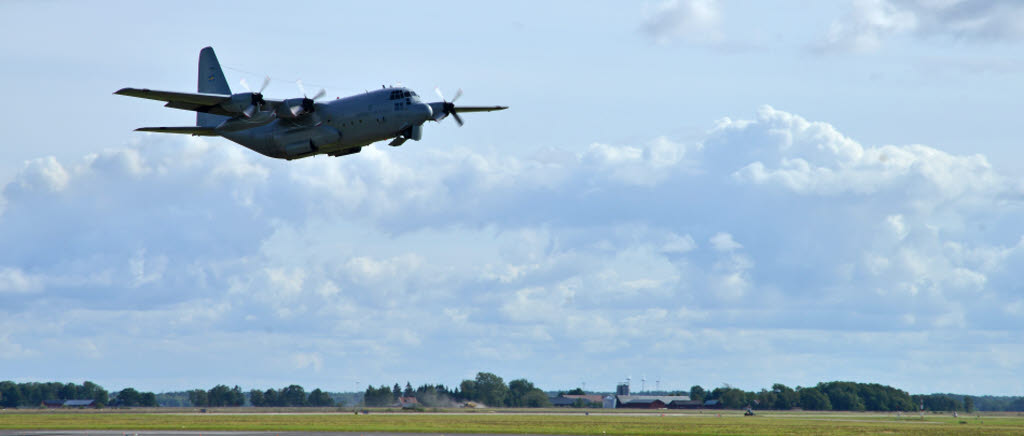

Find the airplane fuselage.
[
  {"left": 220, "top": 87, "right": 435, "bottom": 160},
  {"left": 116, "top": 46, "right": 506, "bottom": 158}
]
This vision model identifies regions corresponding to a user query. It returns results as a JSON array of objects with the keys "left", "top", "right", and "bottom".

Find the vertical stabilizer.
[{"left": 197, "top": 46, "right": 231, "bottom": 127}]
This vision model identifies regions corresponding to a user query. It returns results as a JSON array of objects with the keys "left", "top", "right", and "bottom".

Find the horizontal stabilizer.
[{"left": 135, "top": 126, "right": 219, "bottom": 136}]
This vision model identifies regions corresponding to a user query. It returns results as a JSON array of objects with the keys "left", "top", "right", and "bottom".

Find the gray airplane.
[{"left": 115, "top": 47, "right": 507, "bottom": 160}]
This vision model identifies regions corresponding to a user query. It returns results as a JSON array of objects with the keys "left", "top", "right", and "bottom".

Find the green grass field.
[{"left": 2, "top": 409, "right": 1023, "bottom": 435}]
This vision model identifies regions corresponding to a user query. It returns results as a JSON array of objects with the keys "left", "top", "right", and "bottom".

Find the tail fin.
[{"left": 197, "top": 46, "right": 231, "bottom": 127}]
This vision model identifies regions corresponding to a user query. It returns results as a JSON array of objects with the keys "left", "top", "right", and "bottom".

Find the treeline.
[
  {"left": 185, "top": 384, "right": 335, "bottom": 407},
  {"left": 364, "top": 372, "right": 551, "bottom": 408},
  {"left": 921, "top": 394, "right": 1024, "bottom": 412},
  {"left": 0, "top": 381, "right": 157, "bottom": 408},
  {"left": 685, "top": 382, "right": 1024, "bottom": 412},
  {"left": 110, "top": 387, "right": 158, "bottom": 407},
  {"left": 249, "top": 385, "right": 334, "bottom": 407},
  {"left": 687, "top": 382, "right": 917, "bottom": 411},
  {"left": 5, "top": 379, "right": 1024, "bottom": 411}
]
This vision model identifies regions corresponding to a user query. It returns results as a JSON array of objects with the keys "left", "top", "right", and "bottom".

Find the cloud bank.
[{"left": 1, "top": 106, "right": 1022, "bottom": 394}]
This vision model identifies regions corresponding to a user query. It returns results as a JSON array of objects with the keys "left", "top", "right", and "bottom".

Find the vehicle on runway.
[{"left": 116, "top": 47, "right": 508, "bottom": 160}]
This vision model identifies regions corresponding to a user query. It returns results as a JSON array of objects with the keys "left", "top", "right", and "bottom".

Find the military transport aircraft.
[{"left": 115, "top": 47, "right": 508, "bottom": 160}]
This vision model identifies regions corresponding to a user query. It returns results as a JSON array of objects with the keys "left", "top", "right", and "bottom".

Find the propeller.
[
  {"left": 238, "top": 76, "right": 270, "bottom": 118},
  {"left": 435, "top": 87, "right": 464, "bottom": 126},
  {"left": 291, "top": 80, "right": 327, "bottom": 117}
]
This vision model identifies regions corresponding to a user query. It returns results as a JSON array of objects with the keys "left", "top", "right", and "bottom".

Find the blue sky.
[{"left": 1, "top": 0, "right": 1023, "bottom": 396}]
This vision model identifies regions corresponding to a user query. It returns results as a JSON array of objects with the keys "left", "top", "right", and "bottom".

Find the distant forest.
[{"left": 3, "top": 377, "right": 1023, "bottom": 412}]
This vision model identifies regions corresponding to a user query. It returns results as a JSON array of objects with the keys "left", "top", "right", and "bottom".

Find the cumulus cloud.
[
  {"left": 2, "top": 106, "right": 1023, "bottom": 394},
  {"left": 821, "top": 0, "right": 1024, "bottom": 52},
  {"left": 14, "top": 156, "right": 70, "bottom": 193},
  {"left": 641, "top": 0, "right": 722, "bottom": 44},
  {"left": 722, "top": 105, "right": 1003, "bottom": 204}
]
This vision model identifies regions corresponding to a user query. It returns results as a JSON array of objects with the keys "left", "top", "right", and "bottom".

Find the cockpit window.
[{"left": 403, "top": 91, "right": 411, "bottom": 97}]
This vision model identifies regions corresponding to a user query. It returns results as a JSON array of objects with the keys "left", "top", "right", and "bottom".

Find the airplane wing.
[
  {"left": 135, "top": 126, "right": 219, "bottom": 136},
  {"left": 450, "top": 105, "right": 509, "bottom": 113},
  {"left": 114, "top": 88, "right": 285, "bottom": 116}
]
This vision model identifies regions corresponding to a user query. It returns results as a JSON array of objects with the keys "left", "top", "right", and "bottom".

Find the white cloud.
[
  {"left": 724, "top": 106, "right": 1003, "bottom": 203},
  {"left": 662, "top": 232, "right": 697, "bottom": 254},
  {"left": 14, "top": 156, "right": 70, "bottom": 193},
  {"left": 292, "top": 352, "right": 324, "bottom": 372},
  {"left": 641, "top": 0, "right": 722, "bottom": 44},
  {"left": 710, "top": 232, "right": 742, "bottom": 251},
  {"left": 886, "top": 214, "right": 908, "bottom": 240},
  {"left": 821, "top": 0, "right": 1024, "bottom": 52},
  {"left": 581, "top": 137, "right": 694, "bottom": 186},
  {"left": 501, "top": 286, "right": 573, "bottom": 323},
  {"left": 823, "top": 0, "right": 918, "bottom": 52},
  {"left": 0, "top": 267, "right": 42, "bottom": 293}
]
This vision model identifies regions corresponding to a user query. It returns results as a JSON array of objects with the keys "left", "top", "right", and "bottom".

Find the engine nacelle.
[
  {"left": 276, "top": 97, "right": 315, "bottom": 119},
  {"left": 410, "top": 124, "right": 423, "bottom": 141},
  {"left": 219, "top": 93, "right": 258, "bottom": 114}
]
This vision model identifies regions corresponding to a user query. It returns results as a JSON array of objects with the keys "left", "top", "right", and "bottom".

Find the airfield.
[{"left": 3, "top": 408, "right": 1024, "bottom": 435}]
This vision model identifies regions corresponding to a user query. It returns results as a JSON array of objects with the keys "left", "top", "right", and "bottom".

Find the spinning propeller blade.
[
  {"left": 435, "top": 87, "right": 467, "bottom": 127},
  {"left": 289, "top": 80, "right": 327, "bottom": 118},
  {"left": 239, "top": 76, "right": 271, "bottom": 118}
]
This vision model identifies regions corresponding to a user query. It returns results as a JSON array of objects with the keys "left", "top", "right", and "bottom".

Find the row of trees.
[
  {"left": 5, "top": 380, "right": 1024, "bottom": 411},
  {"left": 250, "top": 385, "right": 334, "bottom": 407},
  {"left": 184, "top": 384, "right": 334, "bottom": 407},
  {"left": 0, "top": 381, "right": 109, "bottom": 408},
  {"left": 188, "top": 385, "right": 245, "bottom": 407},
  {"left": 942, "top": 394, "right": 1024, "bottom": 412},
  {"left": 461, "top": 372, "right": 551, "bottom": 407},
  {"left": 0, "top": 381, "right": 162, "bottom": 408},
  {"left": 363, "top": 382, "right": 463, "bottom": 407},
  {"left": 684, "top": 382, "right": 989, "bottom": 412},
  {"left": 363, "top": 373, "right": 551, "bottom": 408},
  {"left": 110, "top": 387, "right": 158, "bottom": 407}
]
